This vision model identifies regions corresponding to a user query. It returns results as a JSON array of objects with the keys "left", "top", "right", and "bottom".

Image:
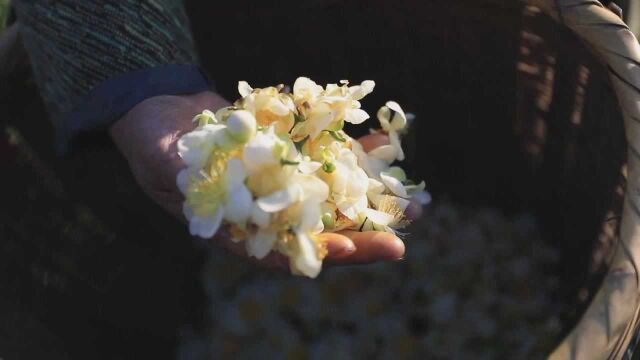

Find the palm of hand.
[{"left": 110, "top": 91, "right": 406, "bottom": 270}]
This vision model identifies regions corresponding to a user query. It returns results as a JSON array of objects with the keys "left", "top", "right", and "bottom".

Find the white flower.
[
  {"left": 245, "top": 228, "right": 279, "bottom": 260},
  {"left": 284, "top": 200, "right": 325, "bottom": 278},
  {"left": 375, "top": 101, "right": 408, "bottom": 161},
  {"left": 242, "top": 126, "right": 297, "bottom": 197},
  {"left": 237, "top": 81, "right": 295, "bottom": 134},
  {"left": 355, "top": 178, "right": 410, "bottom": 234},
  {"left": 242, "top": 131, "right": 328, "bottom": 264},
  {"left": 297, "top": 156, "right": 322, "bottom": 174},
  {"left": 292, "top": 77, "right": 324, "bottom": 105},
  {"left": 177, "top": 77, "right": 428, "bottom": 278},
  {"left": 177, "top": 124, "right": 227, "bottom": 169},
  {"left": 380, "top": 166, "right": 431, "bottom": 205},
  {"left": 351, "top": 139, "right": 389, "bottom": 179},
  {"left": 291, "top": 77, "right": 375, "bottom": 140},
  {"left": 246, "top": 192, "right": 327, "bottom": 278},
  {"left": 243, "top": 126, "right": 289, "bottom": 173},
  {"left": 380, "top": 167, "right": 409, "bottom": 198},
  {"left": 179, "top": 159, "right": 252, "bottom": 238},
  {"left": 324, "top": 79, "right": 375, "bottom": 125},
  {"left": 256, "top": 171, "right": 329, "bottom": 213},
  {"left": 322, "top": 147, "right": 370, "bottom": 221},
  {"left": 367, "top": 178, "right": 409, "bottom": 210}
]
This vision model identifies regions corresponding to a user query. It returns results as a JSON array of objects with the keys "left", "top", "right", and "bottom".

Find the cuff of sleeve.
[{"left": 55, "top": 64, "right": 212, "bottom": 155}]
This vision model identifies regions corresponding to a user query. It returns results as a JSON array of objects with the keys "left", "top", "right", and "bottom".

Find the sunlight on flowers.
[{"left": 176, "top": 77, "right": 430, "bottom": 277}]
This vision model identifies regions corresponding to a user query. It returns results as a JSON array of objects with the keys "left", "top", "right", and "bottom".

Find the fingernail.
[{"left": 327, "top": 241, "right": 356, "bottom": 259}]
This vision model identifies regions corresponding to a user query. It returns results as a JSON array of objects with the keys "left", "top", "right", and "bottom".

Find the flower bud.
[
  {"left": 321, "top": 212, "right": 335, "bottom": 229},
  {"left": 192, "top": 109, "right": 218, "bottom": 127},
  {"left": 226, "top": 110, "right": 257, "bottom": 143},
  {"left": 322, "top": 162, "right": 336, "bottom": 173}
]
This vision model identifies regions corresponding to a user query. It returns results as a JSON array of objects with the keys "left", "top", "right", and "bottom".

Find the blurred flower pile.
[
  {"left": 182, "top": 200, "right": 562, "bottom": 359},
  {"left": 177, "top": 77, "right": 428, "bottom": 277}
]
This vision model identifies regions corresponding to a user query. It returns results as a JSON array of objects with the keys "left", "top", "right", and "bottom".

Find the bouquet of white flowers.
[{"left": 177, "top": 77, "right": 429, "bottom": 277}]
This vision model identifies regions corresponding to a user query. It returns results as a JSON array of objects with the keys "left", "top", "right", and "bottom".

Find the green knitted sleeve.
[{"left": 13, "top": 0, "right": 199, "bottom": 123}]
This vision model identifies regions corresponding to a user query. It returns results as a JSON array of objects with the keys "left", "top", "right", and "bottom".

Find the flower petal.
[
  {"left": 177, "top": 125, "right": 224, "bottom": 168},
  {"left": 295, "top": 174, "right": 329, "bottom": 203},
  {"left": 336, "top": 199, "right": 358, "bottom": 220},
  {"left": 224, "top": 184, "right": 252, "bottom": 225},
  {"left": 246, "top": 231, "right": 278, "bottom": 259},
  {"left": 367, "top": 144, "right": 397, "bottom": 162},
  {"left": 267, "top": 98, "right": 291, "bottom": 116},
  {"left": 344, "top": 108, "right": 370, "bottom": 125},
  {"left": 349, "top": 80, "right": 375, "bottom": 101},
  {"left": 293, "top": 77, "right": 322, "bottom": 98},
  {"left": 189, "top": 209, "right": 223, "bottom": 239},
  {"left": 376, "top": 106, "right": 392, "bottom": 130},
  {"left": 352, "top": 141, "right": 388, "bottom": 179},
  {"left": 225, "top": 159, "right": 247, "bottom": 184},
  {"left": 389, "top": 131, "right": 405, "bottom": 161},
  {"left": 238, "top": 81, "right": 253, "bottom": 97},
  {"left": 250, "top": 203, "right": 271, "bottom": 228},
  {"left": 243, "top": 130, "right": 282, "bottom": 170},
  {"left": 370, "top": 194, "right": 411, "bottom": 212},
  {"left": 176, "top": 168, "right": 193, "bottom": 194},
  {"left": 308, "top": 111, "right": 335, "bottom": 139},
  {"left": 298, "top": 160, "right": 322, "bottom": 174},
  {"left": 385, "top": 101, "right": 407, "bottom": 130},
  {"left": 380, "top": 172, "right": 409, "bottom": 198},
  {"left": 256, "top": 187, "right": 297, "bottom": 213},
  {"left": 291, "top": 231, "right": 322, "bottom": 278},
  {"left": 406, "top": 180, "right": 426, "bottom": 193},
  {"left": 364, "top": 208, "right": 395, "bottom": 226},
  {"left": 368, "top": 178, "right": 385, "bottom": 195},
  {"left": 298, "top": 200, "right": 322, "bottom": 230}
]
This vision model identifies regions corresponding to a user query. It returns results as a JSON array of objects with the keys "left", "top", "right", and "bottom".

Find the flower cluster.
[{"left": 177, "top": 77, "right": 429, "bottom": 277}]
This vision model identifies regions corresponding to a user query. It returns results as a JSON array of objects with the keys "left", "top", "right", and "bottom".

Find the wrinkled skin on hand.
[{"left": 110, "top": 91, "right": 418, "bottom": 270}]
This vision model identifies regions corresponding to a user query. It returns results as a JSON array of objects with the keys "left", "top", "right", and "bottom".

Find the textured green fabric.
[
  {"left": 0, "top": 1, "right": 8, "bottom": 31},
  {"left": 13, "top": 0, "right": 199, "bottom": 122}
]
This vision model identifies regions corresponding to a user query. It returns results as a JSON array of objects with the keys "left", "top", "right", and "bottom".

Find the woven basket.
[{"left": 525, "top": 1, "right": 640, "bottom": 359}]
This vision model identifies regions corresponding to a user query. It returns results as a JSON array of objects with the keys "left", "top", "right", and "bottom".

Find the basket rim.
[{"left": 527, "top": 1, "right": 640, "bottom": 359}]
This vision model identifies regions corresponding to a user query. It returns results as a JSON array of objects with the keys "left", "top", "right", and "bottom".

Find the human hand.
[{"left": 110, "top": 91, "right": 415, "bottom": 269}]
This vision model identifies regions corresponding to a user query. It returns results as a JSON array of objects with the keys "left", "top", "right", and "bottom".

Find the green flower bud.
[
  {"left": 321, "top": 212, "right": 335, "bottom": 229},
  {"left": 320, "top": 148, "right": 333, "bottom": 162},
  {"left": 322, "top": 162, "right": 336, "bottom": 173}
]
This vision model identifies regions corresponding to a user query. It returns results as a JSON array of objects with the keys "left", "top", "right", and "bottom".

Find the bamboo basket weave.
[{"left": 526, "top": 0, "right": 640, "bottom": 358}]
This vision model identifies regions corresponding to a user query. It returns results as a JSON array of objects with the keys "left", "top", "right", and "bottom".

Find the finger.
[
  {"left": 316, "top": 232, "right": 357, "bottom": 261},
  {"left": 328, "top": 230, "right": 405, "bottom": 264},
  {"left": 357, "top": 133, "right": 389, "bottom": 152},
  {"left": 222, "top": 232, "right": 356, "bottom": 270}
]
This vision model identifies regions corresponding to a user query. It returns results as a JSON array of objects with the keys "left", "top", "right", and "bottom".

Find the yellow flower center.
[
  {"left": 377, "top": 196, "right": 409, "bottom": 227},
  {"left": 186, "top": 176, "right": 227, "bottom": 217},
  {"left": 185, "top": 146, "right": 241, "bottom": 217}
]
